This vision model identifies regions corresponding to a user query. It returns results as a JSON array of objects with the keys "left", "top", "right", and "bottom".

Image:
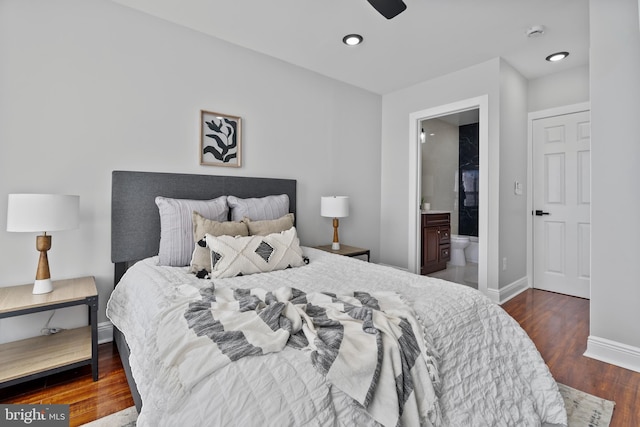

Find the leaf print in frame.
[{"left": 200, "top": 110, "right": 242, "bottom": 167}]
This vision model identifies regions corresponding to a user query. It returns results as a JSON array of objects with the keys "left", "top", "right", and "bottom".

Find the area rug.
[
  {"left": 80, "top": 383, "right": 615, "bottom": 427},
  {"left": 558, "top": 383, "right": 615, "bottom": 427},
  {"left": 80, "top": 406, "right": 137, "bottom": 427}
]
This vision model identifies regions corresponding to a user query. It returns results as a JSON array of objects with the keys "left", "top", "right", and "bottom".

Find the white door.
[{"left": 532, "top": 110, "right": 590, "bottom": 298}]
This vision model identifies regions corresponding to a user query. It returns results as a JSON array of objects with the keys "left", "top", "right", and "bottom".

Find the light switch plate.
[{"left": 514, "top": 181, "right": 523, "bottom": 195}]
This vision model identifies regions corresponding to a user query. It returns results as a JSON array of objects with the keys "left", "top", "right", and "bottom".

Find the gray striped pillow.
[
  {"left": 227, "top": 194, "right": 289, "bottom": 222},
  {"left": 156, "top": 196, "right": 228, "bottom": 266}
]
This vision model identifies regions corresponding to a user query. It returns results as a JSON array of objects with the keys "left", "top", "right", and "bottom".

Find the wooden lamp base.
[
  {"left": 332, "top": 218, "right": 341, "bottom": 250},
  {"left": 33, "top": 234, "right": 53, "bottom": 294}
]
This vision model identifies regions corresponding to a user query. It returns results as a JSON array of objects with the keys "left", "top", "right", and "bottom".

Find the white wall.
[
  {"left": 420, "top": 118, "right": 459, "bottom": 233},
  {"left": 528, "top": 65, "right": 589, "bottom": 112},
  {"left": 380, "top": 59, "right": 501, "bottom": 291},
  {"left": 586, "top": 0, "right": 640, "bottom": 371},
  {"left": 381, "top": 58, "right": 530, "bottom": 300},
  {"left": 498, "top": 60, "right": 529, "bottom": 289},
  {"left": 0, "top": 0, "right": 382, "bottom": 342}
]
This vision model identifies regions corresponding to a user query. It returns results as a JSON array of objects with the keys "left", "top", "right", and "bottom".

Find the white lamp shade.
[
  {"left": 7, "top": 194, "right": 80, "bottom": 233},
  {"left": 321, "top": 196, "right": 349, "bottom": 218}
]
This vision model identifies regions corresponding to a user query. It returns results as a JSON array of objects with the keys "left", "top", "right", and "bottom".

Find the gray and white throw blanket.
[{"left": 158, "top": 284, "right": 441, "bottom": 427}]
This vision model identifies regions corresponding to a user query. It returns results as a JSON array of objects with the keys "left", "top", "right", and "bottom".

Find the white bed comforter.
[{"left": 107, "top": 248, "right": 567, "bottom": 427}]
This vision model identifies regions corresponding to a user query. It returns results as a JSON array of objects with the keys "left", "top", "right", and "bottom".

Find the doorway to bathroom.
[
  {"left": 420, "top": 111, "right": 479, "bottom": 288},
  {"left": 408, "top": 95, "right": 489, "bottom": 297}
]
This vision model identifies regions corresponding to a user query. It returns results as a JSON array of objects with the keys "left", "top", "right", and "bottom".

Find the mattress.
[{"left": 106, "top": 247, "right": 567, "bottom": 427}]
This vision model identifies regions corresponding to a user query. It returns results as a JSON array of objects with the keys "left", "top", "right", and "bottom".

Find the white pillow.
[
  {"left": 205, "top": 227, "right": 305, "bottom": 278},
  {"left": 156, "top": 196, "right": 228, "bottom": 266},
  {"left": 227, "top": 194, "right": 289, "bottom": 222}
]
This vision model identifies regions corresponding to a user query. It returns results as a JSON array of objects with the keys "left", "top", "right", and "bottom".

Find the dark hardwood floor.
[
  {"left": 502, "top": 289, "right": 640, "bottom": 427},
  {"left": 0, "top": 342, "right": 133, "bottom": 426},
  {"left": 1, "top": 289, "right": 638, "bottom": 426}
]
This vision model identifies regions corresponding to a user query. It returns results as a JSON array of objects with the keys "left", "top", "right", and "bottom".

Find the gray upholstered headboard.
[{"left": 111, "top": 170, "right": 297, "bottom": 285}]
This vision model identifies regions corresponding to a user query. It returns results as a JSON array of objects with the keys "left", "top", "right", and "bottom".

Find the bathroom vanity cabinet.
[{"left": 421, "top": 212, "right": 451, "bottom": 275}]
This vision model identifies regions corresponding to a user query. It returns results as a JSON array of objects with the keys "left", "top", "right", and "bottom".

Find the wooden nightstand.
[
  {"left": 314, "top": 244, "right": 370, "bottom": 262},
  {"left": 0, "top": 276, "right": 98, "bottom": 388}
]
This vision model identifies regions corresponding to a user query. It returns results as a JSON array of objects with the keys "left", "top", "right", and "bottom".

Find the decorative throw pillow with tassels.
[{"left": 204, "top": 227, "right": 306, "bottom": 278}]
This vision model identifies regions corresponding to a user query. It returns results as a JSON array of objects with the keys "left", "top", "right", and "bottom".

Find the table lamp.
[
  {"left": 7, "top": 194, "right": 80, "bottom": 294},
  {"left": 320, "top": 196, "right": 349, "bottom": 250}
]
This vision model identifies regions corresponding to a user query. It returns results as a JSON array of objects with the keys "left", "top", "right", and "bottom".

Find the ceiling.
[{"left": 111, "top": 0, "right": 590, "bottom": 95}]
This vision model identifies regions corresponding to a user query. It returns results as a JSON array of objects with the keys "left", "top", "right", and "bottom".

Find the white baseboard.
[
  {"left": 585, "top": 335, "right": 640, "bottom": 373},
  {"left": 486, "top": 276, "right": 529, "bottom": 304},
  {"left": 98, "top": 321, "right": 113, "bottom": 344},
  {"left": 377, "top": 263, "right": 410, "bottom": 272}
]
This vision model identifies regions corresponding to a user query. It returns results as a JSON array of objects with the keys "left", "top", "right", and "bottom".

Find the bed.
[{"left": 107, "top": 170, "right": 567, "bottom": 427}]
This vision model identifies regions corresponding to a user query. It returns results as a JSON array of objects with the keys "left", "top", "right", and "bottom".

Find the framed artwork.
[{"left": 200, "top": 110, "right": 242, "bottom": 167}]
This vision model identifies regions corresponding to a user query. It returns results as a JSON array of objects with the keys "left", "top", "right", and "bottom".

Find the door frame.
[
  {"left": 526, "top": 101, "right": 591, "bottom": 290},
  {"left": 408, "top": 95, "right": 489, "bottom": 296}
]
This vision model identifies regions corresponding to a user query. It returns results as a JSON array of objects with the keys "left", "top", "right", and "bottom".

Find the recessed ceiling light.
[
  {"left": 546, "top": 51, "right": 570, "bottom": 62},
  {"left": 342, "top": 34, "right": 363, "bottom": 46}
]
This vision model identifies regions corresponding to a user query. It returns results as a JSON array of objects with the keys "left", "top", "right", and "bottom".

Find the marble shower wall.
[{"left": 458, "top": 122, "right": 479, "bottom": 237}]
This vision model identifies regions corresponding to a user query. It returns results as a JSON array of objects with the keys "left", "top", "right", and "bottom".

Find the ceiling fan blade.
[{"left": 366, "top": 0, "right": 407, "bottom": 19}]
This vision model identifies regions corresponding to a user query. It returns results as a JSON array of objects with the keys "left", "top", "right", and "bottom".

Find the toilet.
[{"left": 449, "top": 235, "right": 470, "bottom": 266}]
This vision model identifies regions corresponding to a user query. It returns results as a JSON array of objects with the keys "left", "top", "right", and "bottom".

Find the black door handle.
[{"left": 535, "top": 210, "right": 550, "bottom": 216}]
